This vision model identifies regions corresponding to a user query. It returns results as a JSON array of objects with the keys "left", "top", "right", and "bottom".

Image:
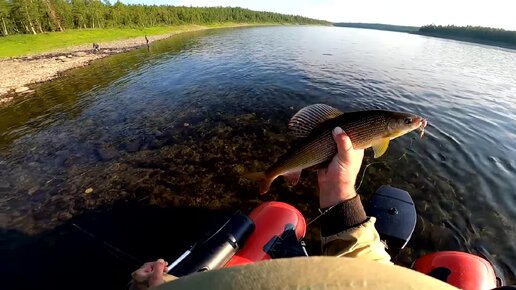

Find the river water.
[{"left": 1, "top": 26, "right": 515, "bottom": 282}]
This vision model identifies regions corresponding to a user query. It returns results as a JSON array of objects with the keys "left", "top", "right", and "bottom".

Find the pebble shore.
[{"left": 0, "top": 27, "right": 226, "bottom": 105}]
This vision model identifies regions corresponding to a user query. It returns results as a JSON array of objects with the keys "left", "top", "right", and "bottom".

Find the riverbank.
[
  {"left": 0, "top": 23, "right": 265, "bottom": 105},
  {"left": 412, "top": 32, "right": 516, "bottom": 51}
]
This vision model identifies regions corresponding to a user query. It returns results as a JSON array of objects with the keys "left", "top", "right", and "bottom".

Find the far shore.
[
  {"left": 0, "top": 23, "right": 265, "bottom": 105},
  {"left": 334, "top": 23, "right": 516, "bottom": 51},
  {"left": 411, "top": 32, "right": 516, "bottom": 51}
]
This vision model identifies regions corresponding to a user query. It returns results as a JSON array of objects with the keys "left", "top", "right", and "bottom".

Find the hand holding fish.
[{"left": 318, "top": 127, "right": 364, "bottom": 208}]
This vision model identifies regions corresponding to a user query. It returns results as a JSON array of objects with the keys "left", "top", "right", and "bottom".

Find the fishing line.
[
  {"left": 307, "top": 137, "right": 417, "bottom": 227},
  {"left": 355, "top": 137, "right": 416, "bottom": 192},
  {"left": 307, "top": 203, "right": 340, "bottom": 226},
  {"left": 71, "top": 222, "right": 143, "bottom": 267}
]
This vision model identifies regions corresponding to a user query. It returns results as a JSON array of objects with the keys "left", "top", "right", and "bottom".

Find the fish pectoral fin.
[
  {"left": 288, "top": 104, "right": 343, "bottom": 138},
  {"left": 372, "top": 138, "right": 390, "bottom": 158},
  {"left": 283, "top": 170, "right": 302, "bottom": 186}
]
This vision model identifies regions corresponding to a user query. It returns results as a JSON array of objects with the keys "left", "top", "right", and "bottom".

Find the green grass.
[{"left": 0, "top": 23, "right": 265, "bottom": 58}]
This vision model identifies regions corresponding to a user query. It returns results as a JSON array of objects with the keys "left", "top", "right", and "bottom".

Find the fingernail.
[
  {"left": 333, "top": 127, "right": 344, "bottom": 135},
  {"left": 157, "top": 259, "right": 165, "bottom": 264}
]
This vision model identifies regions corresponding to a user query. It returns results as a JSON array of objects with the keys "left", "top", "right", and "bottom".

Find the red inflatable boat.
[{"left": 167, "top": 186, "right": 508, "bottom": 289}]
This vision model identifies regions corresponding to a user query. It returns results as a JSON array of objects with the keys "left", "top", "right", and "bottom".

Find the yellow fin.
[{"left": 372, "top": 138, "right": 390, "bottom": 158}]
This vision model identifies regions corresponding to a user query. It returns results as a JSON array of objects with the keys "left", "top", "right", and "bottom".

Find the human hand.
[
  {"left": 318, "top": 127, "right": 364, "bottom": 208},
  {"left": 130, "top": 259, "right": 168, "bottom": 290}
]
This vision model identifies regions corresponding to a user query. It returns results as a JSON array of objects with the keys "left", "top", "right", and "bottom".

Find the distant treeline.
[
  {"left": 0, "top": 0, "right": 329, "bottom": 36},
  {"left": 334, "top": 22, "right": 418, "bottom": 33},
  {"left": 418, "top": 25, "right": 516, "bottom": 46}
]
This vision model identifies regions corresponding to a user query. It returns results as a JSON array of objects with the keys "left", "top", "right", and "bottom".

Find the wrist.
[
  {"left": 319, "top": 181, "right": 357, "bottom": 208},
  {"left": 320, "top": 195, "right": 368, "bottom": 237}
]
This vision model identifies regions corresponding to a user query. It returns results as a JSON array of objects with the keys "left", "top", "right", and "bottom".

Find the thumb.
[
  {"left": 148, "top": 259, "right": 166, "bottom": 288},
  {"left": 332, "top": 127, "right": 353, "bottom": 157}
]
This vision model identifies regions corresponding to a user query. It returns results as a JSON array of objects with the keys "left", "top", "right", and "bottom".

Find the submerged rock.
[
  {"left": 14, "top": 87, "right": 30, "bottom": 93},
  {"left": 0, "top": 213, "right": 10, "bottom": 227},
  {"left": 0, "top": 180, "right": 11, "bottom": 189},
  {"left": 124, "top": 138, "right": 142, "bottom": 152},
  {"left": 54, "top": 154, "right": 67, "bottom": 167},
  {"left": 0, "top": 96, "right": 14, "bottom": 104},
  {"left": 95, "top": 145, "right": 119, "bottom": 161},
  {"left": 28, "top": 186, "right": 39, "bottom": 195},
  {"left": 30, "top": 190, "right": 48, "bottom": 203},
  {"left": 57, "top": 211, "right": 73, "bottom": 221}
]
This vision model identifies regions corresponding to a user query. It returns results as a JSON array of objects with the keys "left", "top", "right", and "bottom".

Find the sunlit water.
[{"left": 1, "top": 26, "right": 515, "bottom": 282}]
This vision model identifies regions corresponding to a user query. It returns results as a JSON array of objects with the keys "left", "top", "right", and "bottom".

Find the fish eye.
[{"left": 404, "top": 118, "right": 412, "bottom": 125}]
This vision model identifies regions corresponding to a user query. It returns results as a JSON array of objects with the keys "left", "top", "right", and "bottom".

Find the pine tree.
[
  {"left": 44, "top": 0, "right": 64, "bottom": 31},
  {"left": 0, "top": 0, "right": 9, "bottom": 35}
]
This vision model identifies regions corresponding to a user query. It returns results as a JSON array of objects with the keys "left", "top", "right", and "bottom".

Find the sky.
[{"left": 121, "top": 0, "right": 516, "bottom": 30}]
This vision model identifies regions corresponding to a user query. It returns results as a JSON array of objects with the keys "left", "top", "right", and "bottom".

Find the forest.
[
  {"left": 0, "top": 0, "right": 328, "bottom": 36},
  {"left": 418, "top": 25, "right": 516, "bottom": 46}
]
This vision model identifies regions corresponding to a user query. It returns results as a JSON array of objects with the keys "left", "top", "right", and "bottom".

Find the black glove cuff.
[{"left": 320, "top": 194, "right": 368, "bottom": 237}]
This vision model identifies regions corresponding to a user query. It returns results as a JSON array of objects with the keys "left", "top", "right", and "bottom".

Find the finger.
[
  {"left": 131, "top": 261, "right": 156, "bottom": 282},
  {"left": 332, "top": 127, "right": 353, "bottom": 156},
  {"left": 132, "top": 269, "right": 151, "bottom": 283},
  {"left": 141, "top": 262, "right": 154, "bottom": 270},
  {"left": 149, "top": 259, "right": 166, "bottom": 287}
]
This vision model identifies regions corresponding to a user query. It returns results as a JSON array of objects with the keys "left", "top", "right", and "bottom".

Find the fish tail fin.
[{"left": 244, "top": 171, "right": 274, "bottom": 195}]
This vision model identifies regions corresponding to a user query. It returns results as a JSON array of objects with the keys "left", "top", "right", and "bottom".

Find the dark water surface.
[{"left": 1, "top": 26, "right": 515, "bottom": 286}]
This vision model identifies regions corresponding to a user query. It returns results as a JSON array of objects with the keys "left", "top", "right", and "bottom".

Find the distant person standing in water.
[{"left": 129, "top": 128, "right": 456, "bottom": 290}]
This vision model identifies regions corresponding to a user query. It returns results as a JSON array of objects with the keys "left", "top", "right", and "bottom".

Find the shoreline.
[
  {"left": 410, "top": 32, "right": 516, "bottom": 51},
  {"left": 334, "top": 25, "right": 516, "bottom": 51},
  {"left": 0, "top": 24, "right": 261, "bottom": 105}
]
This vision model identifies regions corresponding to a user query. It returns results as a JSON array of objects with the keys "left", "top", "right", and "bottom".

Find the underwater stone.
[
  {"left": 125, "top": 139, "right": 142, "bottom": 152},
  {"left": 95, "top": 145, "right": 119, "bottom": 161}
]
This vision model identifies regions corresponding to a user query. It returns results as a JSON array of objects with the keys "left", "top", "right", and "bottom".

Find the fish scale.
[{"left": 342, "top": 114, "right": 389, "bottom": 147}]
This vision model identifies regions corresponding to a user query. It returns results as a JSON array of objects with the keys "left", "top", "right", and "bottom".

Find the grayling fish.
[{"left": 247, "top": 104, "right": 427, "bottom": 194}]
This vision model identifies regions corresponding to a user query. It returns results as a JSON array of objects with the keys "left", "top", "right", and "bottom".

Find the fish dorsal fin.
[
  {"left": 288, "top": 104, "right": 343, "bottom": 137},
  {"left": 372, "top": 138, "right": 390, "bottom": 158}
]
